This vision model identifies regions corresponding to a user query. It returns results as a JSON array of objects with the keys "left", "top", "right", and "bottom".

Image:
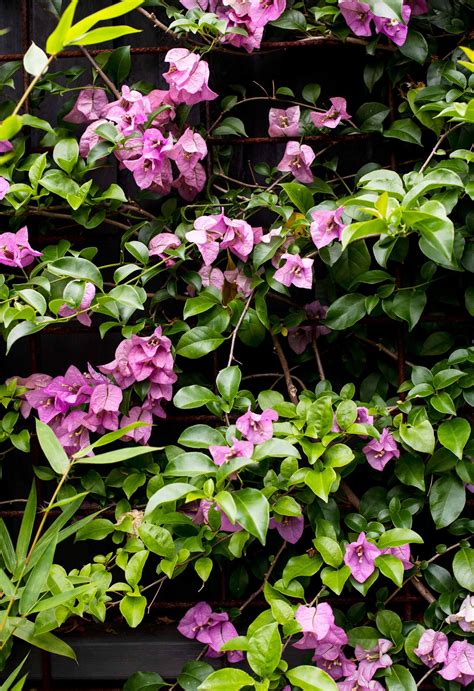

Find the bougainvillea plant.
[{"left": 0, "top": 0, "right": 472, "bottom": 688}]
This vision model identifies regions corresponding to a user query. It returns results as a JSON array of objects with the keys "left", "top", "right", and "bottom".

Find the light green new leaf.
[
  {"left": 198, "top": 669, "right": 255, "bottom": 690},
  {"left": 286, "top": 665, "right": 337, "bottom": 691},
  {"left": 11, "top": 618, "right": 76, "bottom": 659},
  {"left": 23, "top": 42, "right": 49, "bottom": 77},
  {"left": 46, "top": 0, "right": 79, "bottom": 54},
  {"left": 68, "top": 26, "right": 141, "bottom": 46},
  {"left": 233, "top": 489, "right": 269, "bottom": 545},
  {"left": 437, "top": 417, "right": 471, "bottom": 460},
  {"left": 247, "top": 623, "right": 282, "bottom": 678}
]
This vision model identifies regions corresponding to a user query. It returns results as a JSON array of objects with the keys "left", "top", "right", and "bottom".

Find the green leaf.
[
  {"left": 75, "top": 446, "right": 157, "bottom": 465},
  {"left": 438, "top": 418, "right": 471, "bottom": 460},
  {"left": 216, "top": 366, "right": 241, "bottom": 401},
  {"left": 376, "top": 609, "right": 403, "bottom": 641},
  {"left": 234, "top": 488, "right": 269, "bottom": 545},
  {"left": 23, "top": 42, "right": 49, "bottom": 77},
  {"left": 254, "top": 438, "right": 300, "bottom": 461},
  {"left": 138, "top": 523, "right": 174, "bottom": 559},
  {"left": 271, "top": 9, "right": 307, "bottom": 30},
  {"left": 286, "top": 665, "right": 337, "bottom": 691},
  {"left": 178, "top": 661, "right": 214, "bottom": 691},
  {"left": 386, "top": 665, "right": 417, "bottom": 691},
  {"left": 385, "top": 119, "right": 422, "bottom": 146},
  {"left": 313, "top": 536, "right": 343, "bottom": 567},
  {"left": 123, "top": 671, "right": 165, "bottom": 691},
  {"left": 325, "top": 294, "right": 366, "bottom": 330},
  {"left": 176, "top": 327, "right": 225, "bottom": 359},
  {"left": 11, "top": 618, "right": 76, "bottom": 659},
  {"left": 15, "top": 483, "right": 37, "bottom": 565},
  {"left": 47, "top": 257, "right": 103, "bottom": 289},
  {"left": 0, "top": 519, "right": 17, "bottom": 574},
  {"left": 178, "top": 425, "right": 225, "bottom": 448},
  {"left": 125, "top": 550, "right": 148, "bottom": 588},
  {"left": 341, "top": 219, "right": 387, "bottom": 249},
  {"left": 164, "top": 452, "right": 217, "bottom": 477},
  {"left": 46, "top": 0, "right": 79, "bottom": 54},
  {"left": 304, "top": 467, "right": 336, "bottom": 502},
  {"left": 120, "top": 594, "right": 147, "bottom": 628},
  {"left": 35, "top": 419, "right": 70, "bottom": 475},
  {"left": 70, "top": 25, "right": 141, "bottom": 46},
  {"left": 145, "top": 483, "right": 196, "bottom": 516},
  {"left": 302, "top": 83, "right": 321, "bottom": 105},
  {"left": 320, "top": 565, "right": 351, "bottom": 594},
  {"left": 394, "top": 455, "right": 425, "bottom": 491},
  {"left": 247, "top": 623, "right": 282, "bottom": 677},
  {"left": 452, "top": 547, "right": 474, "bottom": 591},
  {"left": 391, "top": 289, "right": 427, "bottom": 330},
  {"left": 76, "top": 518, "right": 114, "bottom": 541},
  {"left": 347, "top": 626, "right": 379, "bottom": 648},
  {"left": 53, "top": 138, "right": 79, "bottom": 174},
  {"left": 19, "top": 533, "right": 57, "bottom": 614},
  {"left": 281, "top": 182, "right": 314, "bottom": 213},
  {"left": 67, "top": 0, "right": 143, "bottom": 38},
  {"left": 198, "top": 669, "right": 254, "bottom": 691},
  {"left": 377, "top": 528, "right": 424, "bottom": 548},
  {"left": 400, "top": 420, "right": 435, "bottom": 454},
  {"left": 399, "top": 30, "right": 428, "bottom": 64},
  {"left": 213, "top": 117, "right": 247, "bottom": 137},
  {"left": 173, "top": 386, "right": 220, "bottom": 410},
  {"left": 374, "top": 554, "right": 403, "bottom": 587},
  {"left": 0, "top": 114, "right": 23, "bottom": 140},
  {"left": 195, "top": 557, "right": 213, "bottom": 582},
  {"left": 429, "top": 475, "right": 466, "bottom": 528}
]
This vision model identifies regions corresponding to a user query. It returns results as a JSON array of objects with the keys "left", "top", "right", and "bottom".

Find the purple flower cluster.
[
  {"left": 17, "top": 327, "right": 176, "bottom": 454},
  {"left": 344, "top": 532, "right": 412, "bottom": 583},
  {"left": 185, "top": 210, "right": 261, "bottom": 266},
  {"left": 71, "top": 49, "right": 216, "bottom": 201},
  {"left": 338, "top": 0, "right": 427, "bottom": 46},
  {"left": 178, "top": 602, "right": 244, "bottom": 662},
  {"left": 179, "top": 0, "right": 285, "bottom": 52},
  {"left": 0, "top": 226, "right": 42, "bottom": 269},
  {"left": 415, "top": 629, "right": 474, "bottom": 686}
]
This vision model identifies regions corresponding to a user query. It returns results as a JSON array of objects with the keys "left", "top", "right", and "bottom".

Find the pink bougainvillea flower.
[
  {"left": 286, "top": 300, "right": 331, "bottom": 353},
  {"left": 235, "top": 408, "right": 278, "bottom": 444},
  {"left": 355, "top": 638, "right": 393, "bottom": 680},
  {"left": 338, "top": 0, "right": 374, "bottom": 36},
  {"left": 53, "top": 411, "right": 92, "bottom": 456},
  {"left": 58, "top": 282, "right": 96, "bottom": 327},
  {"left": 148, "top": 233, "right": 181, "bottom": 266},
  {"left": 120, "top": 406, "right": 153, "bottom": 445},
  {"left": 414, "top": 629, "right": 449, "bottom": 668},
  {"left": 269, "top": 514, "right": 304, "bottom": 544},
  {"left": 0, "top": 177, "right": 10, "bottom": 199},
  {"left": 25, "top": 387, "right": 66, "bottom": 424},
  {"left": 383, "top": 543, "right": 412, "bottom": 570},
  {"left": 277, "top": 141, "right": 315, "bottom": 183},
  {"left": 41, "top": 366, "right": 91, "bottom": 412},
  {"left": 202, "top": 619, "right": 245, "bottom": 662},
  {"left": 199, "top": 265, "right": 225, "bottom": 292},
  {"left": 186, "top": 212, "right": 227, "bottom": 265},
  {"left": 374, "top": 5, "right": 411, "bottom": 46},
  {"left": 8, "top": 373, "right": 52, "bottom": 418},
  {"left": 313, "top": 650, "right": 356, "bottom": 680},
  {"left": 362, "top": 428, "right": 400, "bottom": 470},
  {"left": 408, "top": 0, "right": 428, "bottom": 15},
  {"left": 196, "top": 500, "right": 242, "bottom": 533},
  {"left": 310, "top": 207, "right": 346, "bottom": 249},
  {"left": 178, "top": 602, "right": 228, "bottom": 640},
  {"left": 168, "top": 128, "right": 207, "bottom": 175},
  {"left": 220, "top": 218, "right": 255, "bottom": 261},
  {"left": 274, "top": 253, "right": 314, "bottom": 289},
  {"left": 223, "top": 267, "right": 253, "bottom": 297},
  {"left": 293, "top": 603, "right": 336, "bottom": 649},
  {"left": 99, "top": 327, "right": 176, "bottom": 391},
  {"left": 337, "top": 673, "right": 385, "bottom": 690},
  {"left": 446, "top": 595, "right": 474, "bottom": 633},
  {"left": 0, "top": 226, "right": 42, "bottom": 268},
  {"left": 344, "top": 532, "right": 382, "bottom": 583},
  {"left": 79, "top": 119, "right": 108, "bottom": 159},
  {"left": 268, "top": 106, "right": 301, "bottom": 137},
  {"left": 123, "top": 130, "right": 173, "bottom": 190},
  {"left": 438, "top": 640, "right": 474, "bottom": 685},
  {"left": 89, "top": 383, "right": 123, "bottom": 414},
  {"left": 0, "top": 140, "right": 13, "bottom": 153},
  {"left": 64, "top": 88, "right": 108, "bottom": 124},
  {"left": 311, "top": 98, "right": 350, "bottom": 129},
  {"left": 248, "top": 0, "right": 285, "bottom": 27},
  {"left": 331, "top": 406, "right": 374, "bottom": 433},
  {"left": 164, "top": 49, "right": 217, "bottom": 105},
  {"left": 172, "top": 162, "right": 207, "bottom": 201},
  {"left": 209, "top": 439, "right": 254, "bottom": 466}
]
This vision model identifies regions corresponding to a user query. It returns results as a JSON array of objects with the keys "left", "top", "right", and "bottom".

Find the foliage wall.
[{"left": 0, "top": 0, "right": 473, "bottom": 689}]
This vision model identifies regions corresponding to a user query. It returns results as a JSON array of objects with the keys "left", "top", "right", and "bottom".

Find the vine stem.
[
  {"left": 416, "top": 665, "right": 438, "bottom": 687},
  {"left": 339, "top": 481, "right": 360, "bottom": 510},
  {"left": 227, "top": 292, "right": 253, "bottom": 367},
  {"left": 239, "top": 541, "right": 286, "bottom": 612},
  {"left": 271, "top": 333, "right": 299, "bottom": 404},
  {"left": 311, "top": 331, "right": 325, "bottom": 381},
  {"left": 419, "top": 122, "right": 463, "bottom": 174},
  {"left": 12, "top": 54, "right": 55, "bottom": 116},
  {"left": 80, "top": 46, "right": 121, "bottom": 99},
  {"left": 136, "top": 7, "right": 178, "bottom": 38}
]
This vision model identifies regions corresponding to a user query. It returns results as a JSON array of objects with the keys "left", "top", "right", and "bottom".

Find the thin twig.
[
  {"left": 136, "top": 7, "right": 178, "bottom": 38},
  {"left": 239, "top": 541, "right": 286, "bottom": 612},
  {"left": 416, "top": 665, "right": 438, "bottom": 688},
  {"left": 411, "top": 577, "right": 436, "bottom": 604},
  {"left": 227, "top": 292, "right": 253, "bottom": 367},
  {"left": 354, "top": 335, "right": 416, "bottom": 369},
  {"left": 80, "top": 46, "right": 121, "bottom": 99},
  {"left": 419, "top": 123, "right": 463, "bottom": 174},
  {"left": 271, "top": 333, "right": 298, "bottom": 404},
  {"left": 311, "top": 332, "right": 325, "bottom": 381}
]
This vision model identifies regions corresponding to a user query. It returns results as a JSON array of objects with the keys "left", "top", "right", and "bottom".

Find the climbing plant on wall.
[{"left": 0, "top": 0, "right": 472, "bottom": 688}]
